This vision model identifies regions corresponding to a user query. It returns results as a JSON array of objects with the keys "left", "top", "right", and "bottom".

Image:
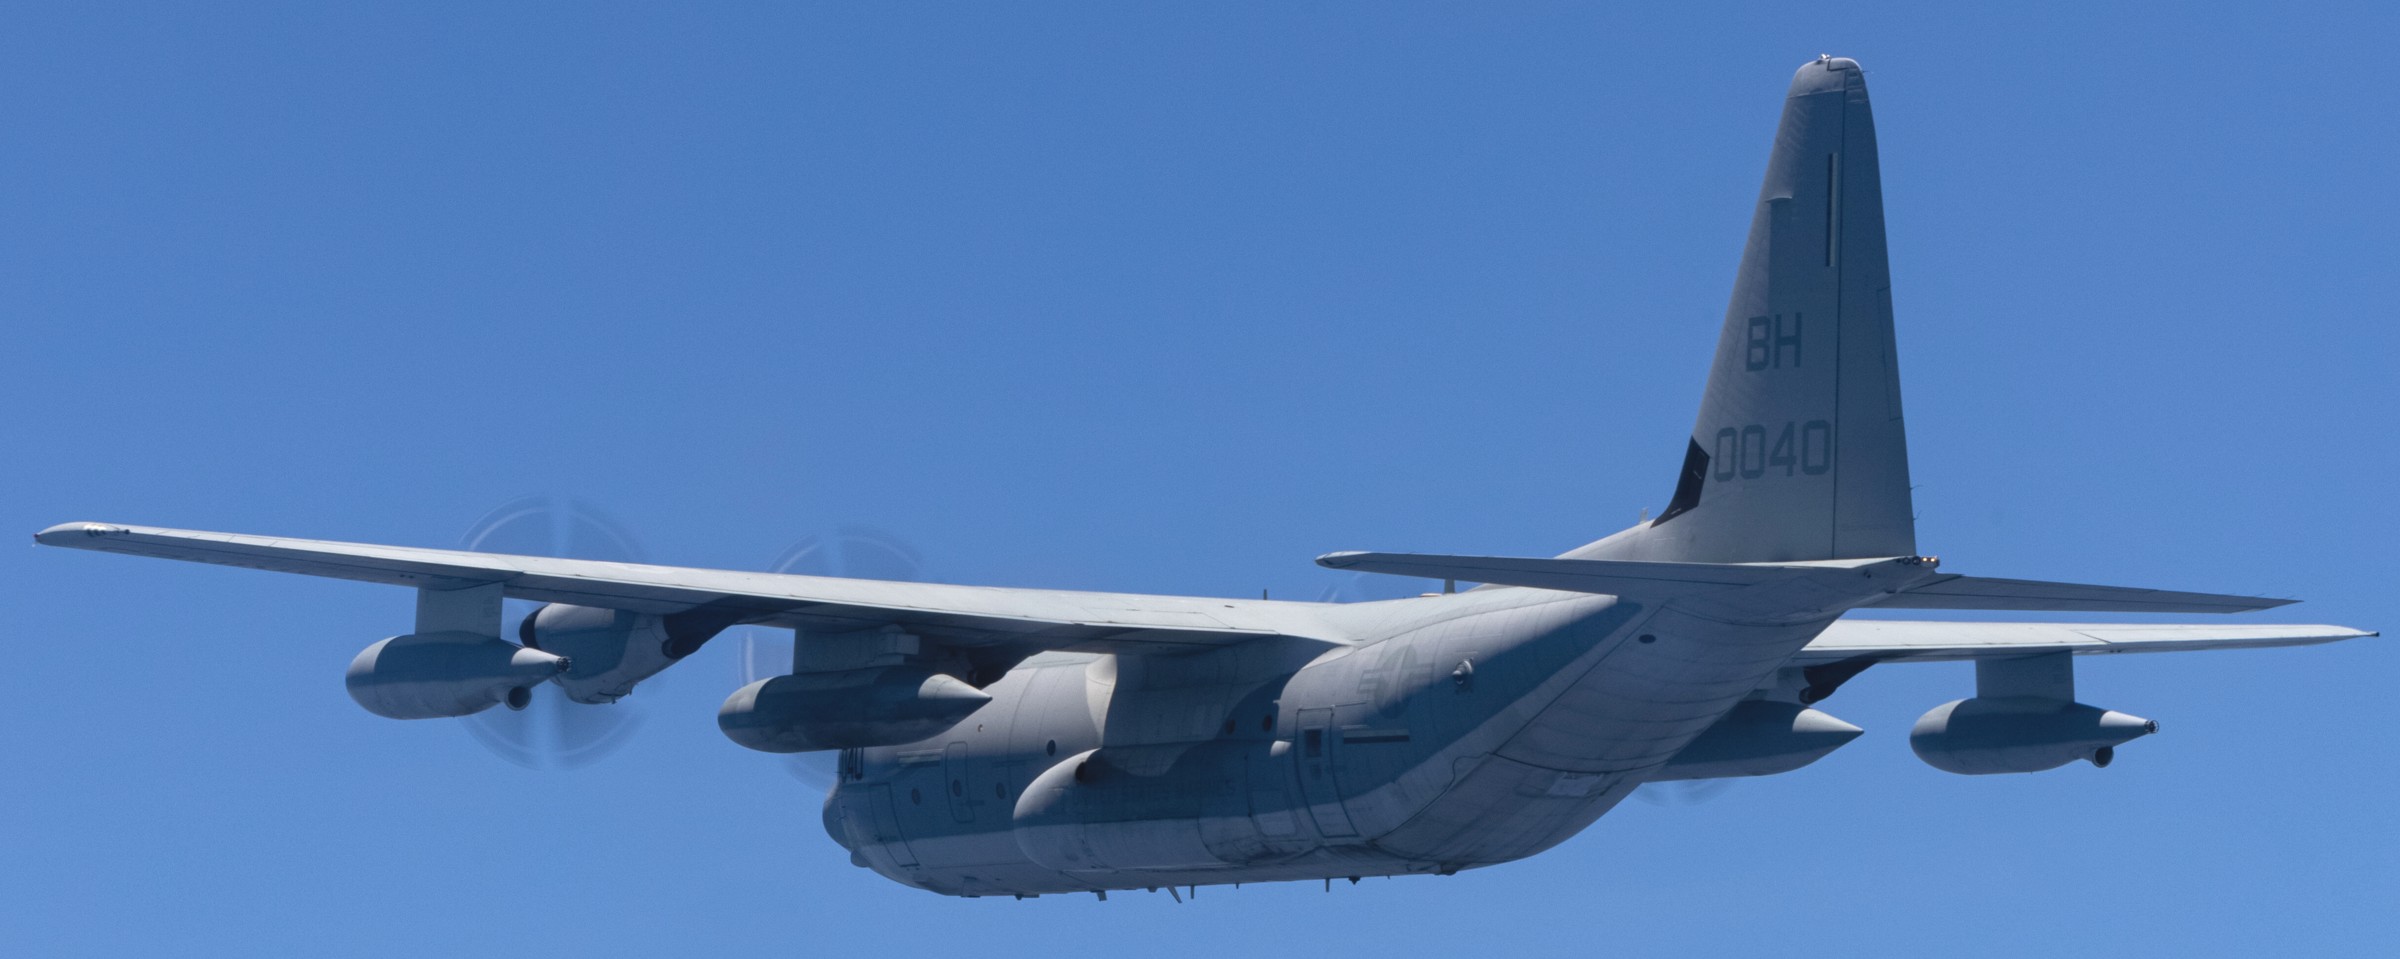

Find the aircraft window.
[
  {"left": 910, "top": 788, "right": 922, "bottom": 805},
  {"left": 1222, "top": 718, "right": 1236, "bottom": 734},
  {"left": 1304, "top": 728, "right": 1324, "bottom": 758},
  {"left": 1260, "top": 715, "right": 1273, "bottom": 732},
  {"left": 1046, "top": 739, "right": 1057, "bottom": 756},
  {"left": 993, "top": 782, "right": 1006, "bottom": 799},
  {"left": 950, "top": 779, "right": 963, "bottom": 797}
]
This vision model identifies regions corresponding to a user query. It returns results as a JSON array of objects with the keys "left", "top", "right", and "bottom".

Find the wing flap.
[
  {"left": 36, "top": 523, "right": 1326, "bottom": 653},
  {"left": 1796, "top": 620, "right": 2373, "bottom": 664},
  {"left": 1859, "top": 575, "right": 2294, "bottom": 613}
]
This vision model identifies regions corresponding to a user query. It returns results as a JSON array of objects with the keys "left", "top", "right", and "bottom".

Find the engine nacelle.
[
  {"left": 520, "top": 604, "right": 676, "bottom": 704},
  {"left": 717, "top": 666, "right": 991, "bottom": 753},
  {"left": 1651, "top": 700, "right": 1864, "bottom": 782},
  {"left": 345, "top": 631, "right": 568, "bottom": 719},
  {"left": 1909, "top": 697, "right": 2157, "bottom": 775}
]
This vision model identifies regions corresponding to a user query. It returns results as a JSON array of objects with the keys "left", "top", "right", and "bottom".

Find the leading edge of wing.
[
  {"left": 1793, "top": 620, "right": 2376, "bottom": 665},
  {"left": 34, "top": 522, "right": 1343, "bottom": 652}
]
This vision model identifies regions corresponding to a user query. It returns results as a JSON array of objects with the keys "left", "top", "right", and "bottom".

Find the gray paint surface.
[{"left": 32, "top": 57, "right": 2375, "bottom": 898}]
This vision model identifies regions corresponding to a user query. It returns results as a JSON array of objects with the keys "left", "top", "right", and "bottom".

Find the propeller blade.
[
  {"left": 456, "top": 495, "right": 651, "bottom": 771},
  {"left": 735, "top": 527, "right": 925, "bottom": 786},
  {"left": 1633, "top": 778, "right": 1738, "bottom": 807}
]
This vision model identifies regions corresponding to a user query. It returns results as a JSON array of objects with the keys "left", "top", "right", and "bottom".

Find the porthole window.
[
  {"left": 993, "top": 782, "right": 1006, "bottom": 799},
  {"left": 950, "top": 779, "right": 963, "bottom": 797},
  {"left": 910, "top": 788, "right": 922, "bottom": 805},
  {"left": 1046, "top": 739, "right": 1057, "bottom": 756}
]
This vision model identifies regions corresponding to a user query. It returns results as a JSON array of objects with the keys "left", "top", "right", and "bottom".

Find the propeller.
[
  {"left": 1633, "top": 778, "right": 1737, "bottom": 807},
  {"left": 1314, "top": 570, "right": 1438, "bottom": 604},
  {"left": 456, "top": 495, "right": 653, "bottom": 770},
  {"left": 734, "top": 526, "right": 927, "bottom": 788}
]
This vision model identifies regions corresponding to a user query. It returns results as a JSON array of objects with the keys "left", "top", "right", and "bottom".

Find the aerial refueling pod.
[
  {"left": 718, "top": 666, "right": 990, "bottom": 753},
  {"left": 1910, "top": 698, "right": 2155, "bottom": 774},
  {"left": 1651, "top": 700, "right": 1864, "bottom": 781},
  {"left": 1907, "top": 650, "right": 2156, "bottom": 775},
  {"left": 345, "top": 631, "right": 568, "bottom": 719}
]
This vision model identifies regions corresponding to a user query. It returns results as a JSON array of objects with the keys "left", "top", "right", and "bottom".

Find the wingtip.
[
  {"left": 1315, "top": 551, "right": 1367, "bottom": 569},
  {"left": 35, "top": 522, "right": 126, "bottom": 547}
]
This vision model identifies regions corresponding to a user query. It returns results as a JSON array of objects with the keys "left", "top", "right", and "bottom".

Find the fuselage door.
[{"left": 1294, "top": 707, "right": 1357, "bottom": 838}]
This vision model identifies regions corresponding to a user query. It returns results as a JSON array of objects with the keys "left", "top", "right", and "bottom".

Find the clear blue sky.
[{"left": 5, "top": 3, "right": 2394, "bottom": 956}]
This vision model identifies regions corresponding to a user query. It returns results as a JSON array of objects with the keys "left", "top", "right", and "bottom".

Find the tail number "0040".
[{"left": 1713, "top": 421, "right": 1832, "bottom": 480}]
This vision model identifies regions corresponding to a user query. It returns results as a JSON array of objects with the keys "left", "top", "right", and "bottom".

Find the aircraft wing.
[
  {"left": 33, "top": 522, "right": 1342, "bottom": 654},
  {"left": 1794, "top": 619, "right": 2373, "bottom": 665}
]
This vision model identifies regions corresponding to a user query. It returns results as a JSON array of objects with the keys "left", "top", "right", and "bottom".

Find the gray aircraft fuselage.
[
  {"left": 829, "top": 560, "right": 1920, "bottom": 896},
  {"left": 823, "top": 55, "right": 1935, "bottom": 897}
]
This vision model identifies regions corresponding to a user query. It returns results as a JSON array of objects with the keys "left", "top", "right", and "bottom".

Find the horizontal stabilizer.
[{"left": 1316, "top": 551, "right": 2293, "bottom": 613}]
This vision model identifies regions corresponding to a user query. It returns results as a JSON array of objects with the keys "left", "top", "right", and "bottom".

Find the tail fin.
[{"left": 1577, "top": 56, "right": 1914, "bottom": 565}]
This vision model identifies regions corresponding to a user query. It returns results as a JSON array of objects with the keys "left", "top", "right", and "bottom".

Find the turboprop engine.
[
  {"left": 1909, "top": 697, "right": 2156, "bottom": 774},
  {"left": 345, "top": 631, "right": 568, "bottom": 719},
  {"left": 718, "top": 666, "right": 991, "bottom": 753},
  {"left": 518, "top": 603, "right": 679, "bottom": 704}
]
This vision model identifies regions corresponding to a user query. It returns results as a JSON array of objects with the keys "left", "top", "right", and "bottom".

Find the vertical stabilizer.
[{"left": 1577, "top": 57, "right": 1914, "bottom": 564}]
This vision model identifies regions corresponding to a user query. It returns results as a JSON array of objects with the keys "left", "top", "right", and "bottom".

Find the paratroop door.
[{"left": 1294, "top": 708, "right": 1356, "bottom": 838}]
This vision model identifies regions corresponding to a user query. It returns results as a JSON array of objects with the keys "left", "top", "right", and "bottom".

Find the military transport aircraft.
[{"left": 35, "top": 56, "right": 2374, "bottom": 899}]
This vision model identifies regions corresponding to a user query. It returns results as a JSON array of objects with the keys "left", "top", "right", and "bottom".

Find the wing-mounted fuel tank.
[
  {"left": 1650, "top": 700, "right": 1864, "bottom": 781},
  {"left": 719, "top": 627, "right": 1014, "bottom": 752},
  {"left": 719, "top": 666, "right": 991, "bottom": 752},
  {"left": 1908, "top": 651, "right": 2156, "bottom": 774}
]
